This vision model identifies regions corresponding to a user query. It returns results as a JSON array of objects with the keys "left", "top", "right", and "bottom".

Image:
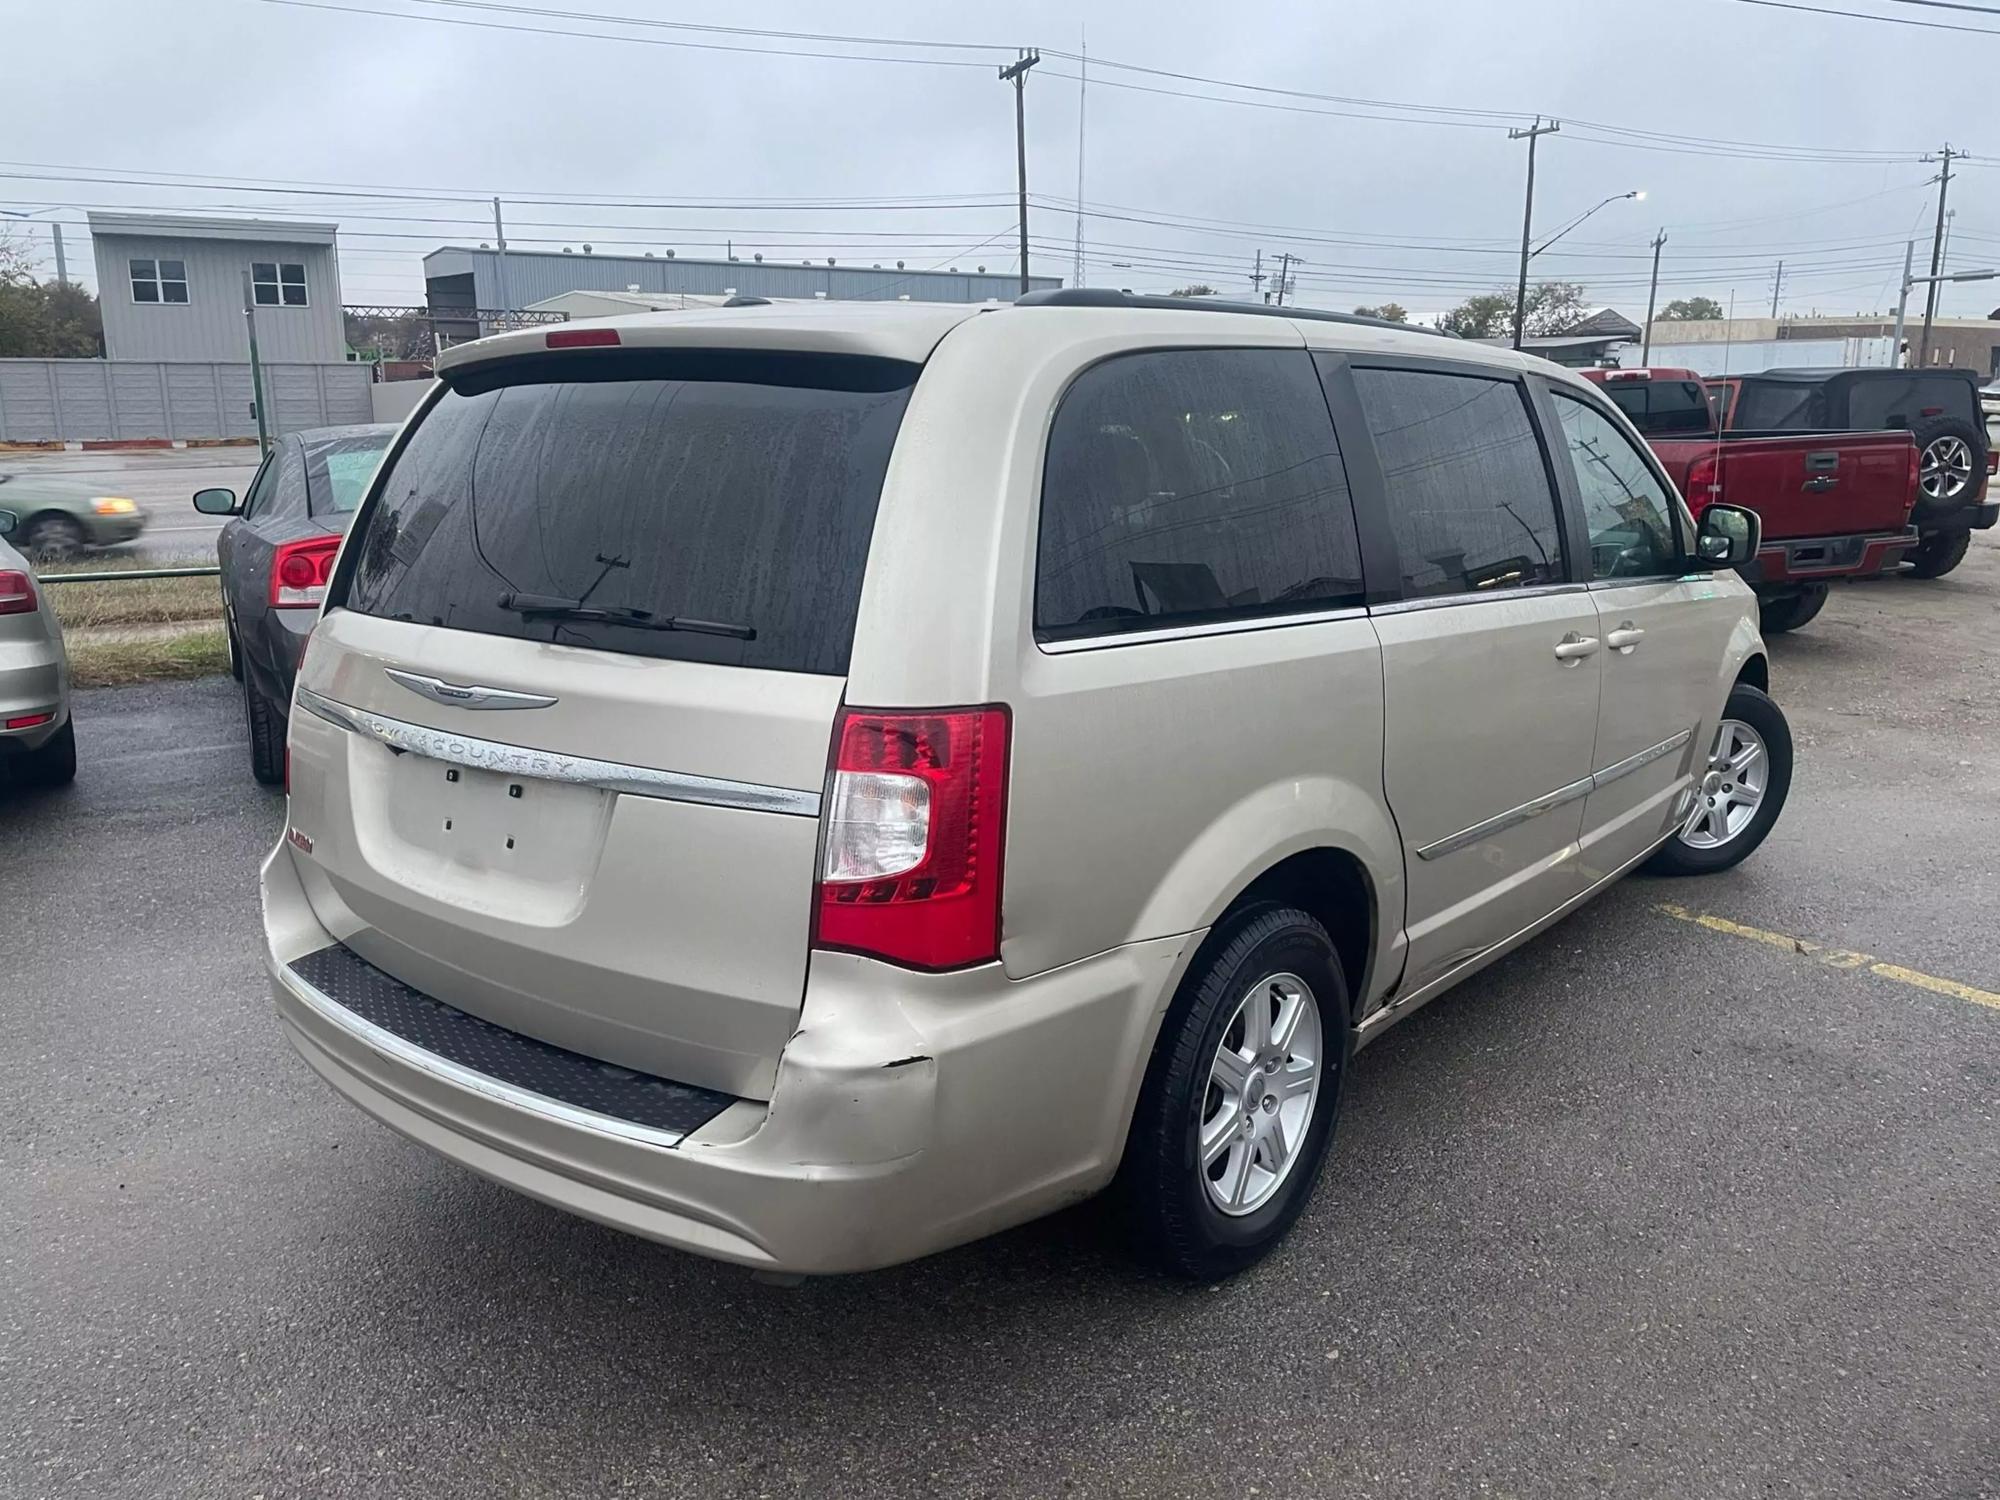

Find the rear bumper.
[
  {"left": 0, "top": 637, "right": 68, "bottom": 753},
  {"left": 1915, "top": 500, "right": 1999, "bottom": 536},
  {"left": 263, "top": 841, "right": 1193, "bottom": 1274},
  {"left": 1744, "top": 528, "right": 1916, "bottom": 585}
]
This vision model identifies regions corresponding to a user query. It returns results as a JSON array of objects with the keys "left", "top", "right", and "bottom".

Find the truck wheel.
[
  {"left": 1646, "top": 684, "right": 1792, "bottom": 877},
  {"left": 1905, "top": 528, "right": 1971, "bottom": 579},
  {"left": 1114, "top": 904, "right": 1351, "bottom": 1282},
  {"left": 1758, "top": 584, "right": 1828, "bottom": 635}
]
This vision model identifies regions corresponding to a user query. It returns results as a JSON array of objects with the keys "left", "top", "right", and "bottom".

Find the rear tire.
[
  {"left": 1757, "top": 584, "right": 1828, "bottom": 635},
  {"left": 244, "top": 674, "right": 285, "bottom": 786},
  {"left": 1911, "top": 415, "right": 1984, "bottom": 512},
  {"left": 1905, "top": 528, "right": 1971, "bottom": 579},
  {"left": 1645, "top": 683, "right": 1792, "bottom": 876},
  {"left": 19, "top": 716, "right": 77, "bottom": 787},
  {"left": 1114, "top": 904, "right": 1351, "bottom": 1282}
]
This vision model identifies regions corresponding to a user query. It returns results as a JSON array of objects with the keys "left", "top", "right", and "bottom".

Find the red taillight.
[
  {"left": 545, "top": 327, "right": 620, "bottom": 348},
  {"left": 269, "top": 535, "right": 341, "bottom": 608},
  {"left": 1683, "top": 452, "right": 1723, "bottom": 514},
  {"left": 813, "top": 706, "right": 1011, "bottom": 971},
  {"left": 0, "top": 569, "right": 36, "bottom": 616},
  {"left": 5, "top": 712, "right": 53, "bottom": 730}
]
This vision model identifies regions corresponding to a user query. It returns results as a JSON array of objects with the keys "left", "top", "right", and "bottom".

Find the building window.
[
  {"left": 130, "top": 258, "right": 189, "bottom": 305},
  {"left": 252, "top": 261, "right": 308, "bottom": 307}
]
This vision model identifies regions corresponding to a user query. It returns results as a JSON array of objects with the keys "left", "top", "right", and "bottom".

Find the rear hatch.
[
  {"left": 285, "top": 343, "right": 919, "bottom": 1099},
  {"left": 1709, "top": 431, "right": 1915, "bottom": 542}
]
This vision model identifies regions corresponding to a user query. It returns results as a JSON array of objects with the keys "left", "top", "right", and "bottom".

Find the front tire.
[
  {"left": 1905, "top": 528, "right": 1970, "bottom": 579},
  {"left": 1114, "top": 905, "right": 1351, "bottom": 1281},
  {"left": 1758, "top": 584, "right": 1828, "bottom": 635},
  {"left": 1646, "top": 683, "right": 1792, "bottom": 876},
  {"left": 244, "top": 674, "right": 285, "bottom": 786},
  {"left": 23, "top": 514, "right": 86, "bottom": 562}
]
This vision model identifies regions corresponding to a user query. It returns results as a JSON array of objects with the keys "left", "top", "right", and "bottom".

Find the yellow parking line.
[{"left": 1653, "top": 903, "right": 2000, "bottom": 1013}]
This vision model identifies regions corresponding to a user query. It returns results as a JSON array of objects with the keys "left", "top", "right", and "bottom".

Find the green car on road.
[{"left": 0, "top": 469, "right": 147, "bottom": 559}]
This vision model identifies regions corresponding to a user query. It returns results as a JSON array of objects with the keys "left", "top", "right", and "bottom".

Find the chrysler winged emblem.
[{"left": 384, "top": 669, "right": 557, "bottom": 711}]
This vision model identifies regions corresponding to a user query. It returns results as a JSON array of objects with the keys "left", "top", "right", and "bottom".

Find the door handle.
[
  {"left": 1553, "top": 632, "right": 1600, "bottom": 663},
  {"left": 1606, "top": 623, "right": 1645, "bottom": 653}
]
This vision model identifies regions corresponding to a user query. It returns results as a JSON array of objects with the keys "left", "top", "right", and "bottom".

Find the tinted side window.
[
  {"left": 1732, "top": 382, "right": 1820, "bottom": 430},
  {"left": 1349, "top": 368, "right": 1565, "bottom": 599},
  {"left": 1603, "top": 379, "right": 1713, "bottom": 436},
  {"left": 1847, "top": 375, "right": 1974, "bottom": 430},
  {"left": 1552, "top": 393, "right": 1681, "bottom": 579},
  {"left": 1035, "top": 349, "right": 1362, "bottom": 640}
]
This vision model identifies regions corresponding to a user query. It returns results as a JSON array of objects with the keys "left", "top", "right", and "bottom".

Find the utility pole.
[
  {"left": 1509, "top": 117, "right": 1560, "bottom": 351},
  {"left": 1769, "top": 260, "right": 1784, "bottom": 320},
  {"left": 241, "top": 270, "right": 270, "bottom": 455},
  {"left": 492, "top": 196, "right": 510, "bottom": 331},
  {"left": 1250, "top": 248, "right": 1266, "bottom": 303},
  {"left": 1918, "top": 144, "right": 1959, "bottom": 366},
  {"left": 1892, "top": 239, "right": 1915, "bottom": 366},
  {"left": 1071, "top": 28, "right": 1086, "bottom": 288},
  {"left": 1641, "top": 228, "right": 1666, "bottom": 364},
  {"left": 999, "top": 49, "right": 1041, "bottom": 297},
  {"left": 1273, "top": 252, "right": 1299, "bottom": 307},
  {"left": 50, "top": 223, "right": 67, "bottom": 288}
]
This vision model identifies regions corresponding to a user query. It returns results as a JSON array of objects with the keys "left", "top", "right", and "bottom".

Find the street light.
[
  {"left": 1512, "top": 187, "right": 1642, "bottom": 350},
  {"left": 1891, "top": 237, "right": 1997, "bottom": 366},
  {"left": 1532, "top": 190, "right": 1645, "bottom": 260}
]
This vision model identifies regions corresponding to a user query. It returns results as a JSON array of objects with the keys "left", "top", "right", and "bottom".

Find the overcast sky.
[{"left": 4, "top": 0, "right": 1995, "bottom": 323}]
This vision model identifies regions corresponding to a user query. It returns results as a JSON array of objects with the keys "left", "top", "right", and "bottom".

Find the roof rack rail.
[{"left": 1013, "top": 287, "right": 1456, "bottom": 337}]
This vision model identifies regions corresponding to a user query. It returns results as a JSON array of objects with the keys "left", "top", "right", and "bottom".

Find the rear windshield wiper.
[{"left": 497, "top": 592, "right": 756, "bottom": 641}]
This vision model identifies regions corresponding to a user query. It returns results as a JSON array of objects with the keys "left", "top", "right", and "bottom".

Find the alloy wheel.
[
  {"left": 1919, "top": 436, "right": 1974, "bottom": 503},
  {"left": 1679, "top": 718, "right": 1770, "bottom": 849},
  {"left": 1199, "top": 972, "right": 1324, "bottom": 1217}
]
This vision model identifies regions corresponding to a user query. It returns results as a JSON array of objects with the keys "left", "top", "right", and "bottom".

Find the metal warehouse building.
[{"left": 423, "top": 244, "right": 1059, "bottom": 341}]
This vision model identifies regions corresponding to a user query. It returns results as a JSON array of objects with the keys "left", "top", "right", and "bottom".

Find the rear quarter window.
[
  {"left": 1034, "top": 348, "right": 1364, "bottom": 639},
  {"left": 336, "top": 351, "right": 915, "bottom": 674}
]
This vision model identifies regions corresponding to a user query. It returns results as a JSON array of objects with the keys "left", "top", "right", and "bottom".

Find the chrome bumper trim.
[{"left": 295, "top": 687, "right": 821, "bottom": 817}]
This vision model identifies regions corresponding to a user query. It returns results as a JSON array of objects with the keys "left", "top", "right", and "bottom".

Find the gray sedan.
[
  {"left": 0, "top": 470, "right": 147, "bottom": 559},
  {"left": 193, "top": 423, "right": 396, "bottom": 784},
  {"left": 0, "top": 513, "right": 75, "bottom": 787}
]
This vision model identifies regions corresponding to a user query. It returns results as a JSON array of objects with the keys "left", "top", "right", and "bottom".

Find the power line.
[{"left": 1705, "top": 0, "right": 2000, "bottom": 33}]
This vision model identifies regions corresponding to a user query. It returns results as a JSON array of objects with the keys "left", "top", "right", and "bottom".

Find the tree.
[
  {"left": 343, "top": 308, "right": 437, "bottom": 361},
  {"left": 1659, "top": 296, "right": 1725, "bottom": 323},
  {"left": 1436, "top": 281, "right": 1591, "bottom": 340},
  {"left": 1167, "top": 283, "right": 1217, "bottom": 298},
  {"left": 1353, "top": 302, "right": 1409, "bottom": 323},
  {"left": 1438, "top": 291, "right": 1513, "bottom": 339},
  {"left": 0, "top": 233, "right": 103, "bottom": 358}
]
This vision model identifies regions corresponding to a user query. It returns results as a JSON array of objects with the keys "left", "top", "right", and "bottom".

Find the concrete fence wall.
[{"left": 0, "top": 359, "right": 373, "bottom": 442}]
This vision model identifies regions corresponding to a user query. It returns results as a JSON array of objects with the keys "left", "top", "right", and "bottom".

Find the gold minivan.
[{"left": 264, "top": 293, "right": 1787, "bottom": 1280}]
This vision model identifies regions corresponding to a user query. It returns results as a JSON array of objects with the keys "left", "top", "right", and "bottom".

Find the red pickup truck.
[{"left": 1581, "top": 368, "right": 1919, "bottom": 633}]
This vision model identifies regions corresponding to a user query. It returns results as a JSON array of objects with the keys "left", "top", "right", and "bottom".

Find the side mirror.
[
  {"left": 193, "top": 487, "right": 240, "bottom": 516},
  {"left": 0, "top": 509, "right": 15, "bottom": 538},
  {"left": 1693, "top": 504, "right": 1760, "bottom": 568}
]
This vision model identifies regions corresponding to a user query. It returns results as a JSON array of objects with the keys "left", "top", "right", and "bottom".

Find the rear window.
[
  {"left": 304, "top": 433, "right": 395, "bottom": 516},
  {"left": 1602, "top": 379, "right": 1714, "bottom": 436},
  {"left": 339, "top": 352, "right": 915, "bottom": 674},
  {"left": 1731, "top": 381, "right": 1823, "bottom": 431}
]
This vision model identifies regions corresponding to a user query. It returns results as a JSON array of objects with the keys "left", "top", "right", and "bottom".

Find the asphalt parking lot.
[{"left": 6, "top": 536, "right": 1998, "bottom": 1499}]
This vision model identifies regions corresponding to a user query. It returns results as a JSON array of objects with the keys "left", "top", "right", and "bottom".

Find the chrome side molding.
[{"left": 1416, "top": 727, "right": 1694, "bottom": 862}]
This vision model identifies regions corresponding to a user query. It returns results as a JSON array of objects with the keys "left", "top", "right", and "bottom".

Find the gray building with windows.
[
  {"left": 424, "top": 243, "right": 1057, "bottom": 339},
  {"left": 87, "top": 213, "right": 347, "bottom": 364}
]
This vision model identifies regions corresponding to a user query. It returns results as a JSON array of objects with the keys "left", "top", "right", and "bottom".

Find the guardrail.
[{"left": 39, "top": 566, "right": 221, "bottom": 584}]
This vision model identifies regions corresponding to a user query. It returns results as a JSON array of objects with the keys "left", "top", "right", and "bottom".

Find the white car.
[{"left": 0, "top": 510, "right": 75, "bottom": 787}]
